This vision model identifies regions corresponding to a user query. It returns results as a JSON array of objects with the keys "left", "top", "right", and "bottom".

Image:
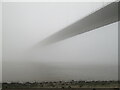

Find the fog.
[
  {"left": 0, "top": 1, "right": 2, "bottom": 84},
  {"left": 2, "top": 2, "right": 118, "bottom": 82}
]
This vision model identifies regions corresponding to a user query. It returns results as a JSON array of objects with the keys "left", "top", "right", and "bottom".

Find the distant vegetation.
[{"left": 2, "top": 80, "right": 120, "bottom": 88}]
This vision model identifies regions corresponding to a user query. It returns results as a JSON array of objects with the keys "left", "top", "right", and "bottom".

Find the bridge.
[{"left": 40, "top": 1, "right": 119, "bottom": 45}]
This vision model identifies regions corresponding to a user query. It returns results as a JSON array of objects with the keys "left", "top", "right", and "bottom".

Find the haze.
[{"left": 2, "top": 2, "right": 118, "bottom": 82}]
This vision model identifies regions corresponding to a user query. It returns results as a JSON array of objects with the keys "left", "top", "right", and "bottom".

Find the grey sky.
[
  {"left": 0, "top": 2, "right": 2, "bottom": 84},
  {"left": 2, "top": 2, "right": 118, "bottom": 82}
]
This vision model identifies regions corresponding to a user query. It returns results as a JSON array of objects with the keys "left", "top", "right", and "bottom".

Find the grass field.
[
  {"left": 1, "top": 81, "right": 120, "bottom": 89},
  {"left": 1, "top": 88, "right": 120, "bottom": 90}
]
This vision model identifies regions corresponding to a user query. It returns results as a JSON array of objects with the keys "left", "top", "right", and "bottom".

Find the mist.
[{"left": 2, "top": 2, "right": 118, "bottom": 82}]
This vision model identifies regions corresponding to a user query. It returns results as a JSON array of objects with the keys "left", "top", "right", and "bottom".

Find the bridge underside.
[{"left": 40, "top": 1, "right": 119, "bottom": 45}]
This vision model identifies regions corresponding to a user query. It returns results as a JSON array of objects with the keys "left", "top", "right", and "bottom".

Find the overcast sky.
[
  {"left": 0, "top": 2, "right": 2, "bottom": 84},
  {"left": 2, "top": 2, "right": 118, "bottom": 82}
]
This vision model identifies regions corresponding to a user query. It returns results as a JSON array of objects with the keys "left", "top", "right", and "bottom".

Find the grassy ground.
[
  {"left": 2, "top": 81, "right": 120, "bottom": 89},
  {"left": 1, "top": 88, "right": 120, "bottom": 90}
]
